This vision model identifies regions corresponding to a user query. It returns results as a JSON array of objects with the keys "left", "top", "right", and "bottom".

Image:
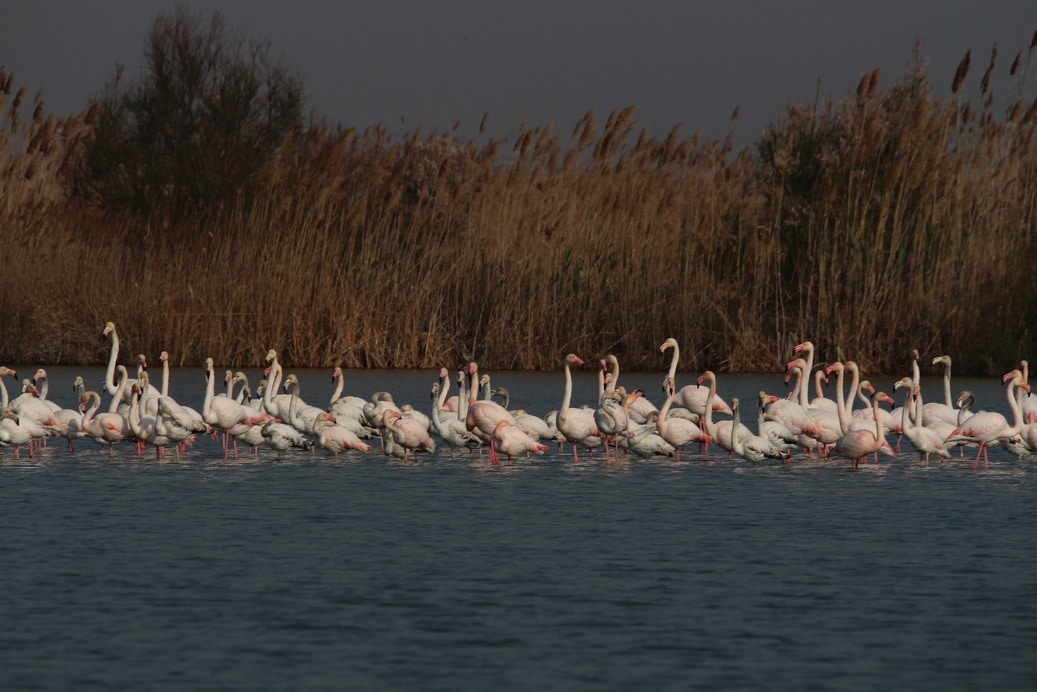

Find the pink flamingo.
[
  {"left": 946, "top": 370, "right": 1027, "bottom": 470},
  {"left": 492, "top": 419, "right": 549, "bottom": 464},
  {"left": 79, "top": 390, "right": 131, "bottom": 458},
  {"left": 831, "top": 389, "right": 896, "bottom": 469},
  {"left": 383, "top": 409, "right": 436, "bottom": 461}
]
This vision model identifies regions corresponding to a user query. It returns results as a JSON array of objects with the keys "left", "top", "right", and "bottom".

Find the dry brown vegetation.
[{"left": 2, "top": 35, "right": 1037, "bottom": 375}]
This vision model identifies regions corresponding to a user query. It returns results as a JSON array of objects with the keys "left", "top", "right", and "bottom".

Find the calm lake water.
[{"left": 2, "top": 366, "right": 1035, "bottom": 690}]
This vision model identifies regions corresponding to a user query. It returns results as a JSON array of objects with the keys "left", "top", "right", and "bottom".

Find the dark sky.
[{"left": 5, "top": 1, "right": 1036, "bottom": 149}]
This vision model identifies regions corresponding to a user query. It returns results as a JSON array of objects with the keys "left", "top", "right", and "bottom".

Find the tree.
[{"left": 76, "top": 4, "right": 304, "bottom": 220}]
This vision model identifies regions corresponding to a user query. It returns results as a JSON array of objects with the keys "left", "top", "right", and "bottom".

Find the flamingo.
[
  {"left": 728, "top": 397, "right": 787, "bottom": 464},
  {"left": 659, "top": 337, "right": 731, "bottom": 415},
  {"left": 595, "top": 387, "right": 635, "bottom": 462},
  {"left": 491, "top": 419, "right": 549, "bottom": 464},
  {"left": 763, "top": 361, "right": 820, "bottom": 447},
  {"left": 556, "top": 354, "right": 604, "bottom": 461},
  {"left": 1019, "top": 360, "right": 1037, "bottom": 424},
  {"left": 157, "top": 351, "right": 209, "bottom": 432},
  {"left": 893, "top": 377, "right": 951, "bottom": 464},
  {"left": 314, "top": 412, "right": 372, "bottom": 457},
  {"left": 756, "top": 392, "right": 797, "bottom": 459},
  {"left": 282, "top": 373, "right": 330, "bottom": 435},
  {"left": 698, "top": 370, "right": 746, "bottom": 455},
  {"left": 262, "top": 350, "right": 293, "bottom": 421},
  {"left": 923, "top": 355, "right": 959, "bottom": 427},
  {"left": 202, "top": 357, "right": 273, "bottom": 458},
  {"left": 655, "top": 377, "right": 712, "bottom": 461},
  {"left": 465, "top": 362, "right": 517, "bottom": 448},
  {"left": 78, "top": 390, "right": 130, "bottom": 458},
  {"left": 620, "top": 412, "right": 677, "bottom": 458},
  {"left": 261, "top": 418, "right": 313, "bottom": 457},
  {"left": 101, "top": 322, "right": 159, "bottom": 405},
  {"left": 430, "top": 369, "right": 481, "bottom": 453},
  {"left": 0, "top": 405, "right": 38, "bottom": 458},
  {"left": 603, "top": 353, "right": 659, "bottom": 424},
  {"left": 382, "top": 409, "right": 436, "bottom": 461},
  {"left": 945, "top": 370, "right": 1027, "bottom": 470},
  {"left": 831, "top": 389, "right": 896, "bottom": 469},
  {"left": 127, "top": 383, "right": 178, "bottom": 459}
]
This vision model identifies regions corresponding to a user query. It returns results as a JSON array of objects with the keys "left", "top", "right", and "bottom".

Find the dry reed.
[{"left": 2, "top": 35, "right": 1037, "bottom": 376}]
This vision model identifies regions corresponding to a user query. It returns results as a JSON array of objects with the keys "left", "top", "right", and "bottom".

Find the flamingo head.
[
  {"left": 659, "top": 338, "right": 677, "bottom": 354},
  {"left": 911, "top": 349, "right": 919, "bottom": 361},
  {"left": 265, "top": 349, "right": 277, "bottom": 363},
  {"left": 566, "top": 354, "right": 584, "bottom": 368},
  {"left": 793, "top": 341, "right": 813, "bottom": 354},
  {"left": 1002, "top": 369, "right": 1022, "bottom": 385},
  {"left": 102, "top": 322, "right": 115, "bottom": 337},
  {"left": 332, "top": 366, "right": 342, "bottom": 380},
  {"left": 160, "top": 351, "right": 169, "bottom": 363},
  {"left": 894, "top": 377, "right": 913, "bottom": 391}
]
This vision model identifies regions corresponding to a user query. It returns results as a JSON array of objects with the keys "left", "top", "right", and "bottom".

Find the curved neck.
[
  {"left": 870, "top": 394, "right": 882, "bottom": 439},
  {"left": 702, "top": 372, "right": 717, "bottom": 438},
  {"left": 36, "top": 373, "right": 49, "bottom": 401},
  {"left": 82, "top": 392, "right": 101, "bottom": 425},
  {"left": 844, "top": 363, "right": 860, "bottom": 413},
  {"left": 664, "top": 342, "right": 679, "bottom": 382},
  {"left": 731, "top": 401, "right": 743, "bottom": 454},
  {"left": 457, "top": 372, "right": 469, "bottom": 420},
  {"left": 437, "top": 372, "right": 449, "bottom": 410},
  {"left": 110, "top": 367, "right": 128, "bottom": 413},
  {"left": 833, "top": 366, "right": 851, "bottom": 432},
  {"left": 900, "top": 386, "right": 914, "bottom": 432},
  {"left": 105, "top": 329, "right": 120, "bottom": 397},
  {"left": 330, "top": 369, "right": 344, "bottom": 405},
  {"left": 203, "top": 364, "right": 216, "bottom": 418},
  {"left": 606, "top": 357, "right": 619, "bottom": 393},
  {"left": 561, "top": 360, "right": 575, "bottom": 415},
  {"left": 264, "top": 361, "right": 282, "bottom": 410}
]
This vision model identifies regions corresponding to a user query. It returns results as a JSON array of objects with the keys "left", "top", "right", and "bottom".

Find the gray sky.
[{"left": 4, "top": 2, "right": 1036, "bottom": 150}]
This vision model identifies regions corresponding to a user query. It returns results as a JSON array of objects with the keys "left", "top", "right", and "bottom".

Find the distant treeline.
[{"left": 1, "top": 10, "right": 1036, "bottom": 375}]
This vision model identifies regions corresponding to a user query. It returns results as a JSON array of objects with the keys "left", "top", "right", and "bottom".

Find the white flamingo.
[
  {"left": 656, "top": 376, "right": 712, "bottom": 461},
  {"left": 556, "top": 354, "right": 603, "bottom": 461},
  {"left": 893, "top": 377, "right": 951, "bottom": 463},
  {"left": 659, "top": 337, "right": 731, "bottom": 415}
]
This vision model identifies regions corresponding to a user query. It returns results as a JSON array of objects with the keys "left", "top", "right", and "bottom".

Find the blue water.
[{"left": 2, "top": 368, "right": 1036, "bottom": 689}]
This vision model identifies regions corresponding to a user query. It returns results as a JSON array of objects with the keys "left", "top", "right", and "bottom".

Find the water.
[{"left": 2, "top": 366, "right": 1036, "bottom": 689}]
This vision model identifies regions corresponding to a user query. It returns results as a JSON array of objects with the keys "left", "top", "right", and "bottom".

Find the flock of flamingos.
[{"left": 1, "top": 323, "right": 1035, "bottom": 470}]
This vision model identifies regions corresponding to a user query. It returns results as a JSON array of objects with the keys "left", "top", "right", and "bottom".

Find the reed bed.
[{"left": 2, "top": 38, "right": 1037, "bottom": 375}]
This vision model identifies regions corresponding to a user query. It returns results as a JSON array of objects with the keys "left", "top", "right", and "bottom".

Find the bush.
[{"left": 74, "top": 4, "right": 304, "bottom": 222}]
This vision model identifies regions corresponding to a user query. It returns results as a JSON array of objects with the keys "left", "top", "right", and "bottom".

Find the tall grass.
[{"left": 2, "top": 36, "right": 1037, "bottom": 375}]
